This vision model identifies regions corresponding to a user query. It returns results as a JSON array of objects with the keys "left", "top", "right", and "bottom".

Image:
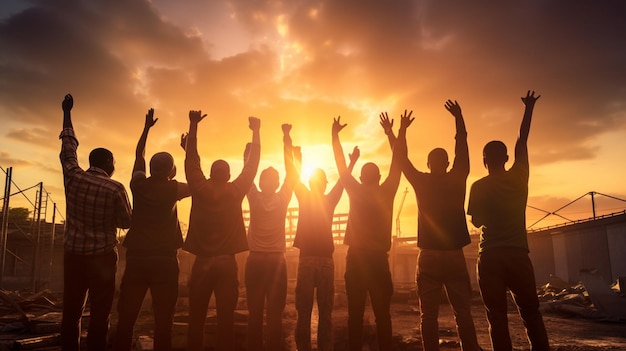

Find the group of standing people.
[{"left": 58, "top": 89, "right": 549, "bottom": 351}]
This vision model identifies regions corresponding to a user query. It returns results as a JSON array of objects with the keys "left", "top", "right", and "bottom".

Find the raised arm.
[
  {"left": 515, "top": 90, "right": 541, "bottom": 164},
  {"left": 233, "top": 117, "right": 261, "bottom": 188},
  {"left": 62, "top": 94, "right": 74, "bottom": 129},
  {"left": 384, "top": 110, "right": 422, "bottom": 179},
  {"left": 282, "top": 124, "right": 298, "bottom": 187},
  {"left": 327, "top": 145, "right": 360, "bottom": 204},
  {"left": 133, "top": 108, "right": 158, "bottom": 176},
  {"left": 379, "top": 112, "right": 396, "bottom": 149},
  {"left": 180, "top": 132, "right": 188, "bottom": 152},
  {"left": 185, "top": 110, "right": 206, "bottom": 160},
  {"left": 184, "top": 110, "right": 208, "bottom": 187},
  {"left": 59, "top": 94, "right": 83, "bottom": 176},
  {"left": 444, "top": 100, "right": 469, "bottom": 175},
  {"left": 384, "top": 110, "right": 413, "bottom": 189},
  {"left": 332, "top": 116, "right": 354, "bottom": 179}
]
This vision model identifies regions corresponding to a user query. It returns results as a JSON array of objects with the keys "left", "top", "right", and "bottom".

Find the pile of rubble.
[
  {"left": 0, "top": 289, "right": 63, "bottom": 350},
  {"left": 538, "top": 272, "right": 626, "bottom": 322}
]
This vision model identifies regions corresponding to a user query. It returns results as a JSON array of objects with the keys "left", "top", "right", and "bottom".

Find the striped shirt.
[{"left": 59, "top": 128, "right": 132, "bottom": 255}]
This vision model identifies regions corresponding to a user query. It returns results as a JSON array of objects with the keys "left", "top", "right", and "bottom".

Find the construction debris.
[
  {"left": 538, "top": 272, "right": 626, "bottom": 322},
  {"left": 0, "top": 290, "right": 63, "bottom": 350}
]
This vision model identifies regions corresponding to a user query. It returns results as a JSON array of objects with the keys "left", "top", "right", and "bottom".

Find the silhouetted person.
[
  {"left": 59, "top": 94, "right": 132, "bottom": 351},
  {"left": 183, "top": 111, "right": 260, "bottom": 351},
  {"left": 244, "top": 123, "right": 296, "bottom": 351},
  {"left": 293, "top": 143, "right": 360, "bottom": 351},
  {"left": 332, "top": 116, "right": 402, "bottom": 351},
  {"left": 384, "top": 103, "right": 481, "bottom": 351},
  {"left": 468, "top": 90, "right": 550, "bottom": 351},
  {"left": 113, "top": 109, "right": 190, "bottom": 351}
]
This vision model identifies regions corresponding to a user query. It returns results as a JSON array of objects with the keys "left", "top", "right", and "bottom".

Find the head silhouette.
[
  {"left": 308, "top": 168, "right": 328, "bottom": 194},
  {"left": 427, "top": 148, "right": 449, "bottom": 174},
  {"left": 259, "top": 167, "right": 280, "bottom": 193},
  {"left": 150, "top": 152, "right": 176, "bottom": 179},
  {"left": 483, "top": 140, "right": 509, "bottom": 171},
  {"left": 210, "top": 160, "right": 230, "bottom": 183},
  {"left": 360, "top": 162, "right": 381, "bottom": 185},
  {"left": 89, "top": 148, "right": 115, "bottom": 176}
]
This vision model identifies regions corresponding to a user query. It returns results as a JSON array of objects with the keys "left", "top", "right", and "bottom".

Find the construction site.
[{"left": 1, "top": 166, "right": 626, "bottom": 350}]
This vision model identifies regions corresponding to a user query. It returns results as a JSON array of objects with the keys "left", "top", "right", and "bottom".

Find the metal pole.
[
  {"left": 1, "top": 167, "right": 12, "bottom": 288},
  {"left": 49, "top": 203, "right": 57, "bottom": 284},
  {"left": 31, "top": 182, "right": 43, "bottom": 292},
  {"left": 591, "top": 191, "right": 597, "bottom": 219},
  {"left": 50, "top": 203, "right": 56, "bottom": 269}
]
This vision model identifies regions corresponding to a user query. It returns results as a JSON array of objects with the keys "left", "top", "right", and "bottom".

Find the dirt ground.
[{"left": 121, "top": 281, "right": 626, "bottom": 351}]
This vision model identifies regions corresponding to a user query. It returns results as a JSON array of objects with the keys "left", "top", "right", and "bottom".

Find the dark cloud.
[
  {"left": 1, "top": 0, "right": 626, "bottom": 224},
  {"left": 218, "top": 0, "right": 626, "bottom": 167},
  {"left": 0, "top": 0, "right": 207, "bottom": 138}
]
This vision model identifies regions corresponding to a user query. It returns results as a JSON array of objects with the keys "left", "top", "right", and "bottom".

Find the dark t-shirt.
[
  {"left": 183, "top": 143, "right": 260, "bottom": 257},
  {"left": 406, "top": 171, "right": 470, "bottom": 249},
  {"left": 343, "top": 181, "right": 397, "bottom": 253},
  {"left": 468, "top": 160, "right": 529, "bottom": 253},
  {"left": 124, "top": 175, "right": 182, "bottom": 256},
  {"left": 293, "top": 182, "right": 343, "bottom": 257},
  {"left": 403, "top": 130, "right": 470, "bottom": 250}
]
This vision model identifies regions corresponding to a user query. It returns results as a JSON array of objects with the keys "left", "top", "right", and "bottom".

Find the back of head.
[
  {"left": 360, "top": 162, "right": 381, "bottom": 185},
  {"left": 427, "top": 148, "right": 449, "bottom": 174},
  {"left": 89, "top": 148, "right": 115, "bottom": 176},
  {"left": 483, "top": 140, "right": 508, "bottom": 169},
  {"left": 308, "top": 168, "right": 328, "bottom": 193},
  {"left": 150, "top": 152, "right": 176, "bottom": 179},
  {"left": 210, "top": 159, "right": 230, "bottom": 183},
  {"left": 259, "top": 167, "right": 280, "bottom": 193}
]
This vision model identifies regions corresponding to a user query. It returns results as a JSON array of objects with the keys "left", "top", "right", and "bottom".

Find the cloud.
[
  {"left": 1, "top": 0, "right": 626, "bottom": 226},
  {"left": 0, "top": 151, "right": 32, "bottom": 168},
  {"left": 6, "top": 127, "right": 53, "bottom": 147}
]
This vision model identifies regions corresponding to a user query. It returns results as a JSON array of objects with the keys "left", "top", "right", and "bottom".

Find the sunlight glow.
[
  {"left": 276, "top": 14, "right": 288, "bottom": 37},
  {"left": 299, "top": 163, "right": 317, "bottom": 185},
  {"left": 131, "top": 68, "right": 149, "bottom": 99},
  {"left": 297, "top": 144, "right": 336, "bottom": 185}
]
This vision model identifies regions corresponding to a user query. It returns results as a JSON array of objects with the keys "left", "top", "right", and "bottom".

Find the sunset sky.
[{"left": 1, "top": 0, "right": 626, "bottom": 237}]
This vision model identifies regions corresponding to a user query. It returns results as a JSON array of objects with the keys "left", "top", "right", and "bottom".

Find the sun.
[
  {"left": 295, "top": 144, "right": 335, "bottom": 184},
  {"left": 299, "top": 163, "right": 318, "bottom": 184}
]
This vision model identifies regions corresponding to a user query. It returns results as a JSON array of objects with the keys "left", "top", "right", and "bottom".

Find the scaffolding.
[{"left": 0, "top": 166, "right": 64, "bottom": 291}]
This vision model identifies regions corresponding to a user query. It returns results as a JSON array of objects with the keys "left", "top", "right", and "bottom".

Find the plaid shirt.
[{"left": 59, "top": 128, "right": 132, "bottom": 255}]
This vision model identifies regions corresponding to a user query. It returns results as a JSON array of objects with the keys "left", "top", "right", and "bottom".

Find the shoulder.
[
  {"left": 470, "top": 176, "right": 490, "bottom": 191},
  {"left": 404, "top": 169, "right": 427, "bottom": 183},
  {"left": 130, "top": 171, "right": 147, "bottom": 185},
  {"left": 108, "top": 177, "right": 128, "bottom": 191},
  {"left": 247, "top": 186, "right": 260, "bottom": 201}
]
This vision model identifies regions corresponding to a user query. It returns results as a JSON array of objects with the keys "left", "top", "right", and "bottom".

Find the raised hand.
[
  {"left": 62, "top": 94, "right": 73, "bottom": 112},
  {"left": 180, "top": 133, "right": 188, "bottom": 151},
  {"left": 145, "top": 108, "right": 158, "bottom": 129},
  {"left": 379, "top": 112, "right": 393, "bottom": 135},
  {"left": 399, "top": 109, "right": 414, "bottom": 130},
  {"left": 444, "top": 100, "right": 462, "bottom": 118},
  {"left": 332, "top": 116, "right": 347, "bottom": 134},
  {"left": 282, "top": 123, "right": 292, "bottom": 135},
  {"left": 189, "top": 110, "right": 207, "bottom": 124},
  {"left": 249, "top": 116, "right": 261, "bottom": 131},
  {"left": 521, "top": 90, "right": 541, "bottom": 107},
  {"left": 349, "top": 146, "right": 360, "bottom": 163}
]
